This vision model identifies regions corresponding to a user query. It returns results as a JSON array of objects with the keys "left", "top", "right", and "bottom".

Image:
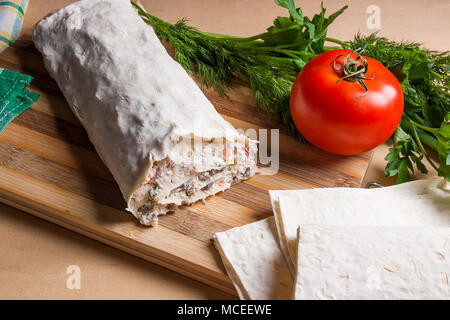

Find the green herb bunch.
[
  {"left": 350, "top": 35, "right": 450, "bottom": 183},
  {"left": 131, "top": 0, "right": 449, "bottom": 183}
]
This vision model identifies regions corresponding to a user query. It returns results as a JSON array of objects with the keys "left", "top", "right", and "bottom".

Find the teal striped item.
[{"left": 0, "top": 0, "right": 28, "bottom": 52}]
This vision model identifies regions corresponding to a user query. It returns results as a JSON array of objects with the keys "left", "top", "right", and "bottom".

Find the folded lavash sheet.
[
  {"left": 270, "top": 178, "right": 450, "bottom": 273},
  {"left": 294, "top": 225, "right": 450, "bottom": 300},
  {"left": 215, "top": 178, "right": 449, "bottom": 299},
  {"left": 214, "top": 217, "right": 293, "bottom": 300},
  {"left": 32, "top": 0, "right": 257, "bottom": 225}
]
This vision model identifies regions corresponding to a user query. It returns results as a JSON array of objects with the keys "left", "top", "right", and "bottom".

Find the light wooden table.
[{"left": 0, "top": 0, "right": 447, "bottom": 299}]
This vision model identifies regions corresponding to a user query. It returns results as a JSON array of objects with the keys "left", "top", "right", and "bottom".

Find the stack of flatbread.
[{"left": 214, "top": 179, "right": 450, "bottom": 299}]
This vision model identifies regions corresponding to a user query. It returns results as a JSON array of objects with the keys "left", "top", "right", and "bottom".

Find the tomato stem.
[{"left": 333, "top": 49, "right": 375, "bottom": 98}]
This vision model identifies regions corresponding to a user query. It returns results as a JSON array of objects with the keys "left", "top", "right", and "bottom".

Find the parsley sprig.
[{"left": 131, "top": 0, "right": 449, "bottom": 183}]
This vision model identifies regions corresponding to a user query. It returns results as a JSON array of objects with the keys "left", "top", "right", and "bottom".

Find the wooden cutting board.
[{"left": 0, "top": 31, "right": 371, "bottom": 295}]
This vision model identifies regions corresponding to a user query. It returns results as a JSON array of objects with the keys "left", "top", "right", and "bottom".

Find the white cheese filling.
[{"left": 130, "top": 138, "right": 258, "bottom": 225}]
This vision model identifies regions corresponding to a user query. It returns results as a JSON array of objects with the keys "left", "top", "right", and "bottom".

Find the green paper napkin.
[{"left": 0, "top": 67, "right": 39, "bottom": 134}]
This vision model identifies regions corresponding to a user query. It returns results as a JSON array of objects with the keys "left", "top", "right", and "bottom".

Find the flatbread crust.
[
  {"left": 295, "top": 225, "right": 450, "bottom": 300},
  {"left": 214, "top": 218, "right": 293, "bottom": 300},
  {"left": 270, "top": 178, "right": 450, "bottom": 273}
]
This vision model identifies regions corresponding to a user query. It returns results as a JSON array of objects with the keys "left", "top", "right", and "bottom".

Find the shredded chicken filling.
[{"left": 129, "top": 138, "right": 257, "bottom": 225}]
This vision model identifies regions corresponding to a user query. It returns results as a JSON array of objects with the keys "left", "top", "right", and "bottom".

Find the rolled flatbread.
[
  {"left": 295, "top": 225, "right": 450, "bottom": 300},
  {"left": 270, "top": 179, "right": 450, "bottom": 273},
  {"left": 214, "top": 218, "right": 293, "bottom": 300},
  {"left": 32, "top": 0, "right": 257, "bottom": 225}
]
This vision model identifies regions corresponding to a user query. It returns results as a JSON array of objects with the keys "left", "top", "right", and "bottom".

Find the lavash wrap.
[{"left": 32, "top": 0, "right": 252, "bottom": 220}]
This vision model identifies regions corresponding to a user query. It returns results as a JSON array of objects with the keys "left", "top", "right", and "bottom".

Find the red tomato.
[{"left": 290, "top": 49, "right": 404, "bottom": 155}]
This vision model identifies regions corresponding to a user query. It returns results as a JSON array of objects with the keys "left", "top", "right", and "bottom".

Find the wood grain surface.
[{"left": 0, "top": 28, "right": 371, "bottom": 294}]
